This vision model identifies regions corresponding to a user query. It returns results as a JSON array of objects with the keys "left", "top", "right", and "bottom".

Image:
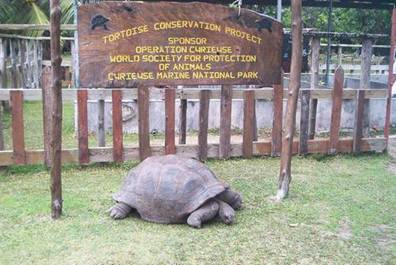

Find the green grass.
[{"left": 0, "top": 154, "right": 395, "bottom": 264}]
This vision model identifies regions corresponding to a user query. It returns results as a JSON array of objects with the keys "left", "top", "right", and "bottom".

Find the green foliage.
[
  {"left": 254, "top": 6, "right": 391, "bottom": 35},
  {"left": 0, "top": 0, "right": 74, "bottom": 36}
]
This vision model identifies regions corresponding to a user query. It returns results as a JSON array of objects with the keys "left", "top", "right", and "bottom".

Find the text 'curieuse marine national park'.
[{"left": 78, "top": 1, "right": 283, "bottom": 87}]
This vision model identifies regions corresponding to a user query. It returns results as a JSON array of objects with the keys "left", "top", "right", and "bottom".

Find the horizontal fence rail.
[{"left": 0, "top": 84, "right": 387, "bottom": 167}]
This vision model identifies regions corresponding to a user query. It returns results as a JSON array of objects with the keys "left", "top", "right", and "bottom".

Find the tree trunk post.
[
  {"left": 49, "top": 0, "right": 63, "bottom": 219},
  {"left": 275, "top": 0, "right": 302, "bottom": 201}
]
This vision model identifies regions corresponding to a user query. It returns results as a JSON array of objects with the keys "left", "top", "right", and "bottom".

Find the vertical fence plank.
[
  {"left": 41, "top": 66, "right": 52, "bottom": 166},
  {"left": 329, "top": 67, "right": 344, "bottom": 154},
  {"left": 9, "top": 39, "right": 18, "bottom": 88},
  {"left": 0, "top": 38, "right": 6, "bottom": 88},
  {"left": 309, "top": 36, "right": 320, "bottom": 140},
  {"left": 37, "top": 40, "right": 43, "bottom": 88},
  {"left": 138, "top": 86, "right": 150, "bottom": 161},
  {"left": 25, "top": 40, "right": 32, "bottom": 89},
  {"left": 219, "top": 85, "right": 232, "bottom": 159},
  {"left": 198, "top": 90, "right": 210, "bottom": 161},
  {"left": 165, "top": 87, "right": 176, "bottom": 154},
  {"left": 18, "top": 40, "right": 27, "bottom": 88},
  {"left": 385, "top": 9, "right": 396, "bottom": 143},
  {"left": 10, "top": 90, "right": 26, "bottom": 164},
  {"left": 178, "top": 98, "right": 187, "bottom": 144},
  {"left": 112, "top": 90, "right": 124, "bottom": 162},
  {"left": 272, "top": 83, "right": 283, "bottom": 156},
  {"left": 97, "top": 99, "right": 105, "bottom": 147},
  {"left": 0, "top": 39, "right": 5, "bottom": 150},
  {"left": 78, "top": 90, "right": 89, "bottom": 164},
  {"left": 33, "top": 40, "right": 39, "bottom": 88},
  {"left": 299, "top": 90, "right": 310, "bottom": 155},
  {"left": 353, "top": 90, "right": 365, "bottom": 153},
  {"left": 243, "top": 90, "right": 255, "bottom": 158},
  {"left": 360, "top": 38, "right": 373, "bottom": 137}
]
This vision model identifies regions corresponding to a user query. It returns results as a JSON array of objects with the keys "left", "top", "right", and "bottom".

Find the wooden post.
[
  {"left": 353, "top": 90, "right": 365, "bottom": 153},
  {"left": 165, "top": 87, "right": 176, "bottom": 154},
  {"left": 9, "top": 39, "right": 18, "bottom": 88},
  {"left": 112, "top": 90, "right": 123, "bottom": 162},
  {"left": 78, "top": 90, "right": 89, "bottom": 164},
  {"left": 25, "top": 40, "right": 32, "bottom": 89},
  {"left": 219, "top": 85, "right": 232, "bottom": 159},
  {"left": 178, "top": 98, "right": 187, "bottom": 144},
  {"left": 299, "top": 90, "right": 310, "bottom": 155},
  {"left": 138, "top": 85, "right": 151, "bottom": 161},
  {"left": 309, "top": 36, "right": 320, "bottom": 139},
  {"left": 337, "top": 46, "right": 342, "bottom": 65},
  {"left": 276, "top": 0, "right": 302, "bottom": 201},
  {"left": 243, "top": 90, "right": 255, "bottom": 158},
  {"left": 360, "top": 38, "right": 372, "bottom": 137},
  {"left": 385, "top": 8, "right": 396, "bottom": 144},
  {"left": 271, "top": 80, "right": 283, "bottom": 156},
  {"left": 18, "top": 40, "right": 27, "bottom": 88},
  {"left": 198, "top": 90, "right": 210, "bottom": 161},
  {"left": 329, "top": 66, "right": 344, "bottom": 154},
  {"left": 0, "top": 38, "right": 5, "bottom": 150},
  {"left": 10, "top": 90, "right": 26, "bottom": 164},
  {"left": 97, "top": 99, "right": 105, "bottom": 147},
  {"left": 41, "top": 66, "right": 52, "bottom": 166},
  {"left": 49, "top": 0, "right": 63, "bottom": 219}
]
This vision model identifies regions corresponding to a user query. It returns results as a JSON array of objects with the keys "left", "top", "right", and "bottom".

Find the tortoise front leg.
[
  {"left": 187, "top": 199, "right": 219, "bottom": 228},
  {"left": 217, "top": 188, "right": 242, "bottom": 210},
  {"left": 109, "top": 202, "right": 132, "bottom": 219},
  {"left": 217, "top": 200, "right": 235, "bottom": 225}
]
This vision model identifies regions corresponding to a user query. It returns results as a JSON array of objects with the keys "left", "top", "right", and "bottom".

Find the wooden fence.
[{"left": 0, "top": 69, "right": 387, "bottom": 166}]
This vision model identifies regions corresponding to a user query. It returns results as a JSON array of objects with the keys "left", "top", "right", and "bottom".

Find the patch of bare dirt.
[{"left": 337, "top": 219, "right": 353, "bottom": 240}]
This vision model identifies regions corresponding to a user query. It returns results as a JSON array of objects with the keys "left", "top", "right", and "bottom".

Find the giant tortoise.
[{"left": 109, "top": 155, "right": 242, "bottom": 228}]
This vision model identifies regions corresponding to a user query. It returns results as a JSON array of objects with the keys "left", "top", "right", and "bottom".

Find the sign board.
[{"left": 78, "top": 2, "right": 283, "bottom": 87}]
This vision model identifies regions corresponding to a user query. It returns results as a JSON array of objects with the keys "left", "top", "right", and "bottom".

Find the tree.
[{"left": 0, "top": 0, "right": 74, "bottom": 36}]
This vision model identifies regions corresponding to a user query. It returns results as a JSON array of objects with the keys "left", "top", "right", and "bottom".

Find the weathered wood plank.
[
  {"left": 9, "top": 39, "right": 19, "bottom": 88},
  {"left": 97, "top": 99, "right": 105, "bottom": 147},
  {"left": 329, "top": 67, "right": 344, "bottom": 154},
  {"left": 138, "top": 85, "right": 151, "bottom": 161},
  {"left": 309, "top": 36, "right": 320, "bottom": 140},
  {"left": 41, "top": 66, "right": 52, "bottom": 166},
  {"left": 165, "top": 87, "right": 176, "bottom": 154},
  {"left": 271, "top": 83, "right": 283, "bottom": 156},
  {"left": 219, "top": 85, "right": 232, "bottom": 159},
  {"left": 361, "top": 38, "right": 373, "bottom": 137},
  {"left": 0, "top": 39, "right": 5, "bottom": 150},
  {"left": 77, "top": 90, "right": 89, "bottom": 164},
  {"left": 112, "top": 90, "right": 123, "bottom": 162},
  {"left": 198, "top": 90, "right": 210, "bottom": 161},
  {"left": 10, "top": 90, "right": 26, "bottom": 164},
  {"left": 243, "top": 90, "right": 255, "bottom": 158},
  {"left": 299, "top": 90, "right": 310, "bottom": 155},
  {"left": 353, "top": 90, "right": 365, "bottom": 153},
  {"left": 178, "top": 98, "right": 187, "bottom": 144}
]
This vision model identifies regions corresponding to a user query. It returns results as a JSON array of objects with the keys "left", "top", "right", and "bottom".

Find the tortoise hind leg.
[
  {"left": 187, "top": 199, "right": 219, "bottom": 228},
  {"left": 109, "top": 202, "right": 132, "bottom": 219}
]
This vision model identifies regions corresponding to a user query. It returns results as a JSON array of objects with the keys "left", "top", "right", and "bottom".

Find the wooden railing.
[{"left": 0, "top": 76, "right": 388, "bottom": 166}]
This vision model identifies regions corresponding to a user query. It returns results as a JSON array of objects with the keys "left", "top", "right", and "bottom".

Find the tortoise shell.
[{"left": 113, "top": 155, "right": 226, "bottom": 223}]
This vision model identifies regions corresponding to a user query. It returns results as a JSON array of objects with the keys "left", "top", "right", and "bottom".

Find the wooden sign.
[{"left": 78, "top": 2, "right": 283, "bottom": 87}]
